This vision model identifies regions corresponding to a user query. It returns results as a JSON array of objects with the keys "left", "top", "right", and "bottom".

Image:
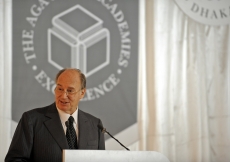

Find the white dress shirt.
[{"left": 56, "top": 107, "right": 79, "bottom": 141}]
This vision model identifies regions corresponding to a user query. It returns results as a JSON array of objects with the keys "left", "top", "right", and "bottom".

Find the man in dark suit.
[{"left": 5, "top": 68, "right": 105, "bottom": 162}]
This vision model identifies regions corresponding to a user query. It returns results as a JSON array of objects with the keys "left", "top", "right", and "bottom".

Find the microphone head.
[
  {"left": 97, "top": 124, "right": 106, "bottom": 133},
  {"left": 97, "top": 124, "right": 103, "bottom": 130}
]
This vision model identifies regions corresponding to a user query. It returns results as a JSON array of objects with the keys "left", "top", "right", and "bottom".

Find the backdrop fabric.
[{"left": 139, "top": 0, "right": 230, "bottom": 162}]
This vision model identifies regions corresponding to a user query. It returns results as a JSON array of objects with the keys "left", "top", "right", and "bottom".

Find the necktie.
[{"left": 66, "top": 116, "right": 78, "bottom": 149}]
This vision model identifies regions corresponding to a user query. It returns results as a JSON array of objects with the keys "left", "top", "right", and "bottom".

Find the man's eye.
[
  {"left": 67, "top": 89, "right": 74, "bottom": 93},
  {"left": 58, "top": 88, "right": 63, "bottom": 91}
]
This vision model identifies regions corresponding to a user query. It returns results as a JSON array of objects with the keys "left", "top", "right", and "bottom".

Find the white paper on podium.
[{"left": 63, "top": 150, "right": 170, "bottom": 162}]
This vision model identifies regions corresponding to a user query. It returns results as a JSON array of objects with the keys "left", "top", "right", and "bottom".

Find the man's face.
[{"left": 55, "top": 70, "right": 86, "bottom": 114}]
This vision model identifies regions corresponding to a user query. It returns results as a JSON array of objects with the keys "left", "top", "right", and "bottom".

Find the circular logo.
[{"left": 174, "top": 0, "right": 230, "bottom": 25}]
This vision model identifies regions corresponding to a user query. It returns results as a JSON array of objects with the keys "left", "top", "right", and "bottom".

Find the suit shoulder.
[
  {"left": 79, "top": 109, "right": 100, "bottom": 122},
  {"left": 23, "top": 103, "right": 55, "bottom": 117}
]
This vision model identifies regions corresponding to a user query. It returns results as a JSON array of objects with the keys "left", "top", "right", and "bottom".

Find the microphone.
[{"left": 97, "top": 124, "right": 130, "bottom": 151}]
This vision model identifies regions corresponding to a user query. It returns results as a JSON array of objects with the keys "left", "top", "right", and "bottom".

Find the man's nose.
[{"left": 60, "top": 91, "right": 68, "bottom": 98}]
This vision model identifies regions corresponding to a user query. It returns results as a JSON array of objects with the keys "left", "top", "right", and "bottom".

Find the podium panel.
[{"left": 63, "top": 150, "right": 170, "bottom": 162}]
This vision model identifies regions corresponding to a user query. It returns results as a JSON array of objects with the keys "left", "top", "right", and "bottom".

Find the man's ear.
[{"left": 80, "top": 88, "right": 86, "bottom": 99}]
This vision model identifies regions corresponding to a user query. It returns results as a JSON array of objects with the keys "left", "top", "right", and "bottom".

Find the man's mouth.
[{"left": 60, "top": 100, "right": 69, "bottom": 104}]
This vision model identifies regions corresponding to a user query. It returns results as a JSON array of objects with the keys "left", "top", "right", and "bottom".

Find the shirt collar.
[{"left": 56, "top": 107, "right": 78, "bottom": 125}]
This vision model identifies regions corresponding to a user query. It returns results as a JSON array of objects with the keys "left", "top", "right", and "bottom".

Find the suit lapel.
[
  {"left": 78, "top": 109, "right": 89, "bottom": 149},
  {"left": 44, "top": 103, "right": 69, "bottom": 149}
]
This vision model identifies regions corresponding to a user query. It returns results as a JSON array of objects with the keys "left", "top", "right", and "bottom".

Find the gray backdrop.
[{"left": 12, "top": 0, "right": 139, "bottom": 139}]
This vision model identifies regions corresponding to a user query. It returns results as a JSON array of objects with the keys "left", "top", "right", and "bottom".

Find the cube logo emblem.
[{"left": 48, "top": 5, "right": 110, "bottom": 77}]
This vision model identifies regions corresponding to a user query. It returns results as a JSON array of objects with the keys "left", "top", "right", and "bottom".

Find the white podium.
[{"left": 63, "top": 150, "right": 170, "bottom": 162}]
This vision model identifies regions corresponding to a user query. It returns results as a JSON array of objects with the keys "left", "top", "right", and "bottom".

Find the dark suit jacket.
[{"left": 5, "top": 103, "right": 105, "bottom": 162}]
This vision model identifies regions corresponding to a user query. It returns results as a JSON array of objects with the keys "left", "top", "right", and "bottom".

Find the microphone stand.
[{"left": 98, "top": 125, "right": 130, "bottom": 151}]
